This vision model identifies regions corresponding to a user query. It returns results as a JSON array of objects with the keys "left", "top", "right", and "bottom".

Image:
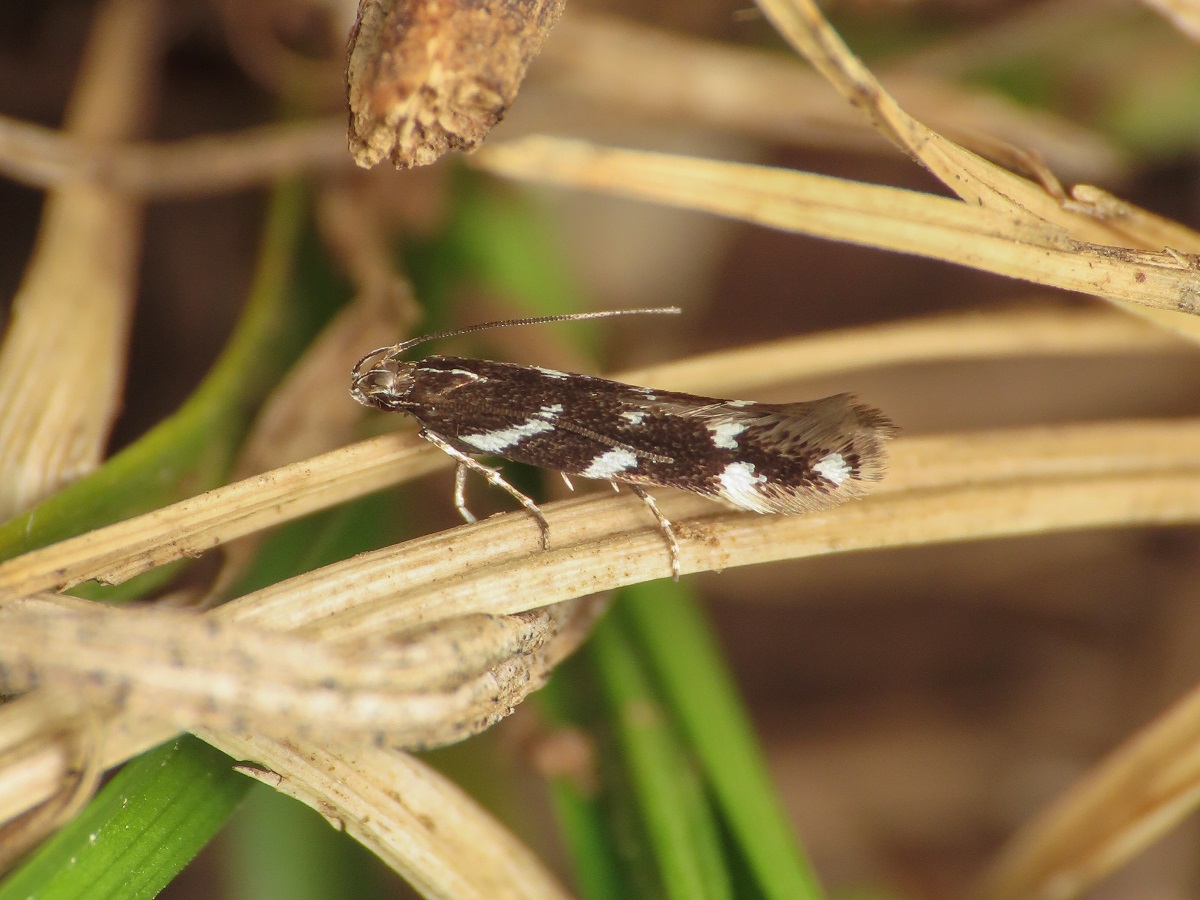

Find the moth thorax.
[{"left": 349, "top": 358, "right": 417, "bottom": 411}]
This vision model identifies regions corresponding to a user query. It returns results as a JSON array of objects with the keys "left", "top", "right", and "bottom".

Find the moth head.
[
  {"left": 349, "top": 349, "right": 418, "bottom": 411},
  {"left": 349, "top": 308, "right": 681, "bottom": 412}
]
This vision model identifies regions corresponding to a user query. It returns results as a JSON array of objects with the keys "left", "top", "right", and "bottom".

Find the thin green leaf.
[
  {"left": 536, "top": 655, "right": 635, "bottom": 900},
  {"left": 546, "top": 778, "right": 630, "bottom": 900},
  {"left": 588, "top": 612, "right": 732, "bottom": 900},
  {"left": 0, "top": 737, "right": 248, "bottom": 900},
  {"left": 621, "top": 581, "right": 825, "bottom": 900}
]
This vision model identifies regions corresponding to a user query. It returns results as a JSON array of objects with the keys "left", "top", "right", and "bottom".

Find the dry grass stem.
[
  {"left": 0, "top": 588, "right": 604, "bottom": 889},
  {"left": 537, "top": 15, "right": 1127, "bottom": 183},
  {"left": 207, "top": 735, "right": 573, "bottom": 899},
  {"left": 0, "top": 117, "right": 348, "bottom": 197},
  {"left": 0, "top": 13, "right": 1129, "bottom": 196},
  {"left": 0, "top": 690, "right": 104, "bottom": 870},
  {"left": 0, "top": 596, "right": 601, "bottom": 750},
  {"left": 272, "top": 423, "right": 1200, "bottom": 641},
  {"left": 0, "top": 433, "right": 444, "bottom": 600},
  {"left": 754, "top": 0, "right": 1108, "bottom": 230},
  {"left": 0, "top": 0, "right": 161, "bottom": 517},
  {"left": 1140, "top": 0, "right": 1200, "bottom": 41},
  {"left": 753, "top": 0, "right": 1200, "bottom": 336},
  {"left": 0, "top": 698, "right": 164, "bottom": 827},
  {"left": 473, "top": 136, "right": 1200, "bottom": 325},
  {"left": 3, "top": 418, "right": 1198, "bottom": 833},
  {"left": 977, "top": 683, "right": 1200, "bottom": 900},
  {"left": 621, "top": 305, "right": 1184, "bottom": 396},
  {"left": 1067, "top": 184, "right": 1200, "bottom": 252}
]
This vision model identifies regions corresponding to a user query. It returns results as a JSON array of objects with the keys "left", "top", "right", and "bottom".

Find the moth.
[{"left": 350, "top": 308, "right": 896, "bottom": 579}]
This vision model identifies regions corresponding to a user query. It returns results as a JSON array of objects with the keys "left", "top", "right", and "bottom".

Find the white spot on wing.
[
  {"left": 442, "top": 368, "right": 481, "bottom": 380},
  {"left": 461, "top": 417, "right": 554, "bottom": 453},
  {"left": 707, "top": 420, "right": 745, "bottom": 450},
  {"left": 727, "top": 400, "right": 754, "bottom": 408},
  {"left": 581, "top": 448, "right": 639, "bottom": 479},
  {"left": 717, "top": 461, "right": 772, "bottom": 513},
  {"left": 621, "top": 410, "right": 648, "bottom": 425},
  {"left": 539, "top": 403, "right": 564, "bottom": 418},
  {"left": 813, "top": 451, "right": 852, "bottom": 485},
  {"left": 534, "top": 366, "right": 570, "bottom": 380}
]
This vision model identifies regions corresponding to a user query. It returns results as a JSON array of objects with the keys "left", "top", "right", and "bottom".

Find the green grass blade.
[
  {"left": 545, "top": 776, "right": 630, "bottom": 900},
  {"left": 0, "top": 737, "right": 249, "bottom": 900},
  {"left": 621, "top": 581, "right": 825, "bottom": 900},
  {"left": 588, "top": 611, "right": 732, "bottom": 900}
]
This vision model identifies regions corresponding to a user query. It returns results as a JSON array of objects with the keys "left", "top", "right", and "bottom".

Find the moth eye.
[
  {"left": 351, "top": 368, "right": 414, "bottom": 408},
  {"left": 355, "top": 371, "right": 393, "bottom": 394}
]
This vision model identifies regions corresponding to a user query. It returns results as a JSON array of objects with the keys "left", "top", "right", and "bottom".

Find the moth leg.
[
  {"left": 627, "top": 483, "right": 681, "bottom": 582},
  {"left": 420, "top": 429, "right": 551, "bottom": 549},
  {"left": 560, "top": 472, "right": 575, "bottom": 492},
  {"left": 454, "top": 463, "right": 477, "bottom": 523}
]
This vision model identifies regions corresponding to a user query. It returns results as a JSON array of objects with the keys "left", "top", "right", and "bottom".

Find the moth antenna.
[{"left": 352, "top": 307, "right": 681, "bottom": 377}]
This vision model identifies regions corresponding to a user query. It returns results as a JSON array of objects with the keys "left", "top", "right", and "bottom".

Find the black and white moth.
[{"left": 350, "top": 308, "right": 896, "bottom": 579}]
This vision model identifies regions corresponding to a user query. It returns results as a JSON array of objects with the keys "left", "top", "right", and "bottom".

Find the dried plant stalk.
[
  {"left": 536, "top": 15, "right": 1127, "bottom": 183},
  {"left": 273, "top": 424, "right": 1200, "bottom": 641},
  {"left": 473, "top": 136, "right": 1200, "bottom": 323},
  {"left": 0, "top": 9, "right": 1125, "bottom": 195},
  {"left": 0, "top": 116, "right": 349, "bottom": 197},
  {"left": 754, "top": 0, "right": 1200, "bottom": 341},
  {"left": 347, "top": 0, "right": 564, "bottom": 168},
  {"left": 621, "top": 305, "right": 1183, "bottom": 396},
  {"left": 209, "top": 735, "right": 573, "bottom": 899},
  {"left": 0, "top": 595, "right": 601, "bottom": 751},
  {"left": 976, "top": 681, "right": 1200, "bottom": 899},
  {"left": 0, "top": 0, "right": 161, "bottom": 517},
  {"left": 459, "top": 0, "right": 1200, "bottom": 341},
  {"left": 3, "top": 418, "right": 1200, "bottom": 830},
  {"left": 0, "top": 433, "right": 444, "bottom": 600},
  {"left": 1140, "top": 0, "right": 1200, "bottom": 41},
  {"left": 0, "top": 590, "right": 601, "bottom": 890}
]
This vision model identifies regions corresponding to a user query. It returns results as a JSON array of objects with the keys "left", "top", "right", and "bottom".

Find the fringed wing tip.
[
  {"left": 746, "top": 393, "right": 898, "bottom": 513},
  {"left": 837, "top": 394, "right": 897, "bottom": 485}
]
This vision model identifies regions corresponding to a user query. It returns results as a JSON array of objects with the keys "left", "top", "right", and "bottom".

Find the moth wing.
[{"left": 644, "top": 392, "right": 897, "bottom": 514}]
